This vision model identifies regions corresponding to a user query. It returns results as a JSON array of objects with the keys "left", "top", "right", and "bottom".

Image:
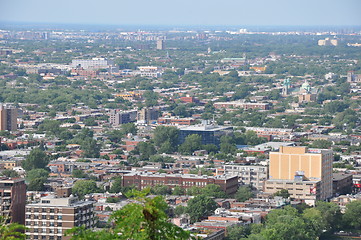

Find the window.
[
  {"left": 50, "top": 209, "right": 54, "bottom": 213},
  {"left": 57, "top": 216, "right": 62, "bottom": 220},
  {"left": 42, "top": 216, "right": 46, "bottom": 219}
]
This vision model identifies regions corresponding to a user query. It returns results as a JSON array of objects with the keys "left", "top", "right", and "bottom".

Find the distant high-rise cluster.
[
  {"left": 318, "top": 37, "right": 338, "bottom": 46},
  {"left": 0, "top": 104, "right": 17, "bottom": 131}
]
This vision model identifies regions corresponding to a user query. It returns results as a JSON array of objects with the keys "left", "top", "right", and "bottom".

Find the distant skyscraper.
[
  {"left": 156, "top": 39, "right": 165, "bottom": 50},
  {"left": 0, "top": 105, "right": 17, "bottom": 131}
]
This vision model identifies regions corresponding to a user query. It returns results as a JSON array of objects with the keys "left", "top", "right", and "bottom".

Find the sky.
[{"left": 0, "top": 0, "right": 360, "bottom": 26}]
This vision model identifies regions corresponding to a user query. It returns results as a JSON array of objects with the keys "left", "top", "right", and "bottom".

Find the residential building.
[
  {"left": 122, "top": 172, "right": 239, "bottom": 195},
  {"left": 216, "top": 165, "right": 268, "bottom": 190},
  {"left": 178, "top": 124, "right": 233, "bottom": 146},
  {"left": 25, "top": 195, "right": 95, "bottom": 240},
  {"left": 0, "top": 178, "right": 26, "bottom": 224},
  {"left": 214, "top": 101, "right": 271, "bottom": 110},
  {"left": 266, "top": 146, "right": 333, "bottom": 203},
  {"left": 0, "top": 104, "right": 18, "bottom": 131},
  {"left": 333, "top": 173, "right": 353, "bottom": 196}
]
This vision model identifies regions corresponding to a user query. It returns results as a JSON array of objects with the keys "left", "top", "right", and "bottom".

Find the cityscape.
[{"left": 1, "top": 0, "right": 361, "bottom": 240}]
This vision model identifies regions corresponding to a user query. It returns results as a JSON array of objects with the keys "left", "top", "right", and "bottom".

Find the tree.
[
  {"left": 186, "top": 195, "right": 218, "bottom": 223},
  {"left": 235, "top": 185, "right": 254, "bottom": 202},
  {"left": 201, "top": 184, "right": 227, "bottom": 198},
  {"left": 0, "top": 216, "right": 26, "bottom": 240},
  {"left": 81, "top": 139, "right": 101, "bottom": 158},
  {"left": 72, "top": 169, "right": 88, "bottom": 178},
  {"left": 22, "top": 148, "right": 49, "bottom": 171},
  {"left": 109, "top": 176, "right": 123, "bottom": 194},
  {"left": 151, "top": 185, "right": 171, "bottom": 195},
  {"left": 66, "top": 189, "right": 193, "bottom": 240},
  {"left": 178, "top": 134, "right": 202, "bottom": 155},
  {"left": 273, "top": 189, "right": 290, "bottom": 198},
  {"left": 310, "top": 140, "right": 332, "bottom": 149},
  {"left": 0, "top": 169, "right": 19, "bottom": 178},
  {"left": 135, "top": 142, "right": 156, "bottom": 161},
  {"left": 220, "top": 135, "right": 237, "bottom": 154},
  {"left": 72, "top": 180, "right": 102, "bottom": 199},
  {"left": 315, "top": 201, "right": 342, "bottom": 232},
  {"left": 106, "top": 197, "right": 120, "bottom": 203},
  {"left": 226, "top": 225, "right": 251, "bottom": 240},
  {"left": 26, "top": 169, "right": 49, "bottom": 182},
  {"left": 174, "top": 205, "right": 187, "bottom": 217},
  {"left": 27, "top": 178, "right": 46, "bottom": 191},
  {"left": 153, "top": 126, "right": 179, "bottom": 153},
  {"left": 121, "top": 123, "right": 137, "bottom": 135},
  {"left": 343, "top": 200, "right": 361, "bottom": 230},
  {"left": 172, "top": 186, "right": 186, "bottom": 196}
]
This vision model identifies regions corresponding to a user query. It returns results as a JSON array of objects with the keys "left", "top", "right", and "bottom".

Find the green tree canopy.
[
  {"left": 72, "top": 180, "right": 102, "bottom": 199},
  {"left": 178, "top": 134, "right": 202, "bottom": 155},
  {"left": 22, "top": 148, "right": 50, "bottom": 171},
  {"left": 186, "top": 195, "right": 218, "bottom": 223},
  {"left": 235, "top": 185, "right": 254, "bottom": 202}
]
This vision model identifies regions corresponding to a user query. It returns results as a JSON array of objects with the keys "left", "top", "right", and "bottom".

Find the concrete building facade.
[
  {"left": 267, "top": 146, "right": 333, "bottom": 201},
  {"left": 0, "top": 105, "right": 17, "bottom": 131},
  {"left": 25, "top": 195, "right": 95, "bottom": 240}
]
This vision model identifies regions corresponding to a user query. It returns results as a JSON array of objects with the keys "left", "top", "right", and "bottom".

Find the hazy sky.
[{"left": 0, "top": 0, "right": 360, "bottom": 26}]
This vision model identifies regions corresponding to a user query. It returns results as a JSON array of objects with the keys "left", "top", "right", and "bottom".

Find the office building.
[
  {"left": 0, "top": 178, "right": 26, "bottom": 224},
  {"left": 71, "top": 58, "right": 114, "bottom": 70},
  {"left": 265, "top": 146, "right": 333, "bottom": 203},
  {"left": 347, "top": 71, "right": 361, "bottom": 83},
  {"left": 25, "top": 195, "right": 95, "bottom": 240},
  {"left": 179, "top": 124, "right": 233, "bottom": 146},
  {"left": 137, "top": 108, "right": 159, "bottom": 124},
  {"left": 216, "top": 165, "right": 268, "bottom": 190},
  {"left": 123, "top": 172, "right": 239, "bottom": 195},
  {"left": 156, "top": 39, "right": 165, "bottom": 50},
  {"left": 109, "top": 110, "right": 137, "bottom": 125},
  {"left": 0, "top": 105, "right": 18, "bottom": 131}
]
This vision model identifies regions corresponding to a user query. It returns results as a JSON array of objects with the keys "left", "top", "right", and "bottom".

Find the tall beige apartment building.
[
  {"left": 0, "top": 105, "right": 17, "bottom": 131},
  {"left": 266, "top": 146, "right": 333, "bottom": 202}
]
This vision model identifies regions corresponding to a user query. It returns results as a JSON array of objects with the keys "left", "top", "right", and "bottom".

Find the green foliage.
[
  {"left": 220, "top": 135, "right": 237, "bottom": 154},
  {"left": 106, "top": 197, "right": 120, "bottom": 203},
  {"left": 26, "top": 169, "right": 49, "bottom": 182},
  {"left": 226, "top": 224, "right": 251, "bottom": 240},
  {"left": 172, "top": 186, "right": 186, "bottom": 196},
  {"left": 72, "top": 180, "right": 102, "bottom": 199},
  {"left": 315, "top": 201, "right": 342, "bottom": 233},
  {"left": 273, "top": 189, "right": 290, "bottom": 198},
  {"left": 235, "top": 185, "right": 254, "bottom": 202},
  {"left": 186, "top": 195, "right": 218, "bottom": 223},
  {"left": 343, "top": 200, "right": 361, "bottom": 230},
  {"left": 174, "top": 205, "right": 187, "bottom": 217},
  {"left": 178, "top": 134, "right": 202, "bottom": 155},
  {"left": 134, "top": 142, "right": 156, "bottom": 161},
  {"left": 22, "top": 148, "right": 49, "bottom": 171},
  {"left": 72, "top": 169, "right": 88, "bottom": 178},
  {"left": 311, "top": 140, "right": 332, "bottom": 149},
  {"left": 109, "top": 176, "right": 123, "bottom": 194},
  {"left": 151, "top": 185, "right": 171, "bottom": 195},
  {"left": 27, "top": 178, "right": 46, "bottom": 191},
  {"left": 153, "top": 126, "right": 179, "bottom": 153},
  {"left": 0, "top": 216, "right": 26, "bottom": 240},
  {"left": 121, "top": 123, "right": 137, "bottom": 135},
  {"left": 81, "top": 138, "right": 101, "bottom": 158},
  {"left": 0, "top": 169, "right": 19, "bottom": 178},
  {"left": 66, "top": 189, "right": 193, "bottom": 240},
  {"left": 200, "top": 184, "right": 227, "bottom": 198}
]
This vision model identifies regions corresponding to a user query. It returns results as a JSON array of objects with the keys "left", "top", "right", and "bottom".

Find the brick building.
[
  {"left": 0, "top": 178, "right": 26, "bottom": 224},
  {"left": 122, "top": 172, "right": 238, "bottom": 195}
]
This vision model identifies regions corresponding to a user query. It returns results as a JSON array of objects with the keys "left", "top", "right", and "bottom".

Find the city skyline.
[{"left": 0, "top": 0, "right": 361, "bottom": 27}]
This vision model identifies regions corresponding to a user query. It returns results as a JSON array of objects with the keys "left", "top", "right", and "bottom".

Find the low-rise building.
[{"left": 122, "top": 172, "right": 239, "bottom": 195}]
